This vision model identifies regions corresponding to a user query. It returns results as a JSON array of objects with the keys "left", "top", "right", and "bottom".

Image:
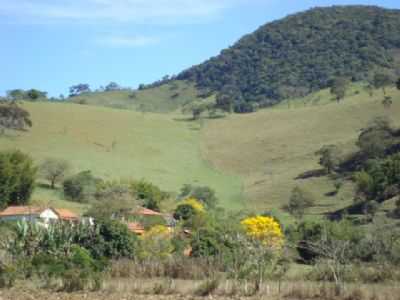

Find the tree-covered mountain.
[{"left": 177, "top": 6, "right": 400, "bottom": 110}]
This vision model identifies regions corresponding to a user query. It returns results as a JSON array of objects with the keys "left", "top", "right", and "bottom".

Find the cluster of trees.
[
  {"left": 6, "top": 89, "right": 48, "bottom": 101},
  {"left": 137, "top": 75, "right": 176, "bottom": 91},
  {"left": 62, "top": 172, "right": 169, "bottom": 213},
  {"left": 177, "top": 6, "right": 400, "bottom": 110},
  {"left": 68, "top": 82, "right": 128, "bottom": 97},
  {"left": 310, "top": 115, "right": 400, "bottom": 220}
]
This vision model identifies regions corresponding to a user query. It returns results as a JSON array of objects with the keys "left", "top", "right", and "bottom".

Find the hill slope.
[
  {"left": 201, "top": 86, "right": 400, "bottom": 218},
  {"left": 70, "top": 80, "right": 213, "bottom": 113},
  {"left": 178, "top": 6, "right": 400, "bottom": 106},
  {"left": 0, "top": 102, "right": 243, "bottom": 211}
]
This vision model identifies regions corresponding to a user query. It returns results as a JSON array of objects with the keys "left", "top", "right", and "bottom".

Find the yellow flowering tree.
[
  {"left": 241, "top": 216, "right": 284, "bottom": 249},
  {"left": 181, "top": 197, "right": 205, "bottom": 213},
  {"left": 238, "top": 216, "right": 286, "bottom": 291}
]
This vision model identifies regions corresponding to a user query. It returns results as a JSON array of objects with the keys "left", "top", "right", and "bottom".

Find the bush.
[
  {"left": 179, "top": 184, "right": 218, "bottom": 209},
  {"left": 194, "top": 277, "right": 220, "bottom": 296},
  {"left": 191, "top": 228, "right": 223, "bottom": 257},
  {"left": 173, "top": 204, "right": 196, "bottom": 221},
  {"left": 284, "top": 186, "right": 315, "bottom": 219},
  {"left": 63, "top": 170, "right": 101, "bottom": 202},
  {"left": 0, "top": 150, "right": 37, "bottom": 208},
  {"left": 0, "top": 264, "right": 17, "bottom": 288},
  {"left": 94, "top": 219, "right": 137, "bottom": 259},
  {"left": 130, "top": 179, "right": 168, "bottom": 211}
]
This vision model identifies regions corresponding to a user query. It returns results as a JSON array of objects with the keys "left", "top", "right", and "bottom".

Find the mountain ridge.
[{"left": 177, "top": 5, "right": 400, "bottom": 109}]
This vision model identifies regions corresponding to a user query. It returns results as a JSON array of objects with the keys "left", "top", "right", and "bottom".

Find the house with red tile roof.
[
  {"left": 0, "top": 206, "right": 79, "bottom": 225},
  {"left": 130, "top": 207, "right": 163, "bottom": 216},
  {"left": 126, "top": 222, "right": 145, "bottom": 235},
  {"left": 53, "top": 208, "right": 79, "bottom": 221}
]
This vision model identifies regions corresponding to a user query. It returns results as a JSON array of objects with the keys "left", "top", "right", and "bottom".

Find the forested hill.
[{"left": 177, "top": 6, "right": 400, "bottom": 108}]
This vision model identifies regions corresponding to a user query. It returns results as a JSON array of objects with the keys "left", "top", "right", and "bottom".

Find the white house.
[{"left": 0, "top": 206, "right": 78, "bottom": 226}]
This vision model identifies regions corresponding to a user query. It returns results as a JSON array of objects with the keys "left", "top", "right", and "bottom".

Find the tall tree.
[
  {"left": 105, "top": 82, "right": 121, "bottom": 92},
  {"left": 284, "top": 186, "right": 315, "bottom": 219},
  {"left": 372, "top": 72, "right": 393, "bottom": 95},
  {"left": 40, "top": 158, "right": 71, "bottom": 189},
  {"left": 315, "top": 145, "right": 342, "bottom": 174},
  {"left": 382, "top": 96, "right": 393, "bottom": 110},
  {"left": 396, "top": 77, "right": 400, "bottom": 90},
  {"left": 69, "top": 84, "right": 91, "bottom": 97},
  {"left": 330, "top": 77, "right": 348, "bottom": 102},
  {"left": 0, "top": 150, "right": 37, "bottom": 208}
]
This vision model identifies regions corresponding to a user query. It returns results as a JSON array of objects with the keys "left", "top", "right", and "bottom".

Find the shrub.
[
  {"left": 0, "top": 150, "right": 37, "bottom": 208},
  {"left": 284, "top": 186, "right": 315, "bottom": 219},
  {"left": 173, "top": 204, "right": 196, "bottom": 221},
  {"left": 0, "top": 264, "right": 17, "bottom": 288},
  {"left": 194, "top": 277, "right": 220, "bottom": 296},
  {"left": 179, "top": 184, "right": 218, "bottom": 209},
  {"left": 191, "top": 228, "right": 222, "bottom": 258},
  {"left": 130, "top": 179, "right": 168, "bottom": 211},
  {"left": 63, "top": 170, "right": 101, "bottom": 202},
  {"left": 94, "top": 219, "right": 137, "bottom": 259},
  {"left": 139, "top": 225, "right": 173, "bottom": 260}
]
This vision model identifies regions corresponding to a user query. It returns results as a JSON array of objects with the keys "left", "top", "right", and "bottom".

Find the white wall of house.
[
  {"left": 0, "top": 209, "right": 59, "bottom": 225},
  {"left": 0, "top": 215, "right": 39, "bottom": 222},
  {"left": 39, "top": 209, "right": 59, "bottom": 223}
]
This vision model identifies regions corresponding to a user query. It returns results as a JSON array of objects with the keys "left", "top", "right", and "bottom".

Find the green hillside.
[
  {"left": 201, "top": 86, "right": 400, "bottom": 219},
  {"left": 70, "top": 80, "right": 213, "bottom": 113},
  {"left": 0, "top": 102, "right": 243, "bottom": 212},
  {"left": 178, "top": 6, "right": 400, "bottom": 107}
]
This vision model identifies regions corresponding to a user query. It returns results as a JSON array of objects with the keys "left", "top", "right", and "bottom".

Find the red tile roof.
[
  {"left": 131, "top": 207, "right": 162, "bottom": 216},
  {"left": 0, "top": 206, "right": 43, "bottom": 217},
  {"left": 53, "top": 208, "right": 79, "bottom": 221},
  {"left": 127, "top": 222, "right": 145, "bottom": 235}
]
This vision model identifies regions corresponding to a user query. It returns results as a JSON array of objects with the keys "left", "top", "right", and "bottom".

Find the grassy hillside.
[
  {"left": 70, "top": 80, "right": 213, "bottom": 113},
  {"left": 201, "top": 86, "right": 400, "bottom": 218},
  {"left": 0, "top": 102, "right": 243, "bottom": 212}
]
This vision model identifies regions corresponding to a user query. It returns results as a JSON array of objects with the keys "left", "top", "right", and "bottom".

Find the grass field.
[
  {"left": 1, "top": 85, "right": 399, "bottom": 218},
  {"left": 2, "top": 279, "right": 400, "bottom": 300},
  {"left": 70, "top": 80, "right": 212, "bottom": 113},
  {"left": 0, "top": 102, "right": 243, "bottom": 212},
  {"left": 201, "top": 86, "right": 400, "bottom": 217}
]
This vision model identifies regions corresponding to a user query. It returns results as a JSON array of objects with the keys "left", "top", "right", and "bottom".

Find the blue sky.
[{"left": 1, "top": 0, "right": 399, "bottom": 97}]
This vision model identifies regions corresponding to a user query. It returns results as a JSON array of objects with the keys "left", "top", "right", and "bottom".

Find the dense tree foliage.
[
  {"left": 179, "top": 184, "right": 218, "bottom": 209},
  {"left": 63, "top": 171, "right": 101, "bottom": 203},
  {"left": 6, "top": 89, "right": 47, "bottom": 101},
  {"left": 354, "top": 153, "right": 400, "bottom": 202},
  {"left": 104, "top": 82, "right": 121, "bottom": 92},
  {"left": 69, "top": 84, "right": 91, "bottom": 97},
  {"left": 0, "top": 150, "right": 37, "bottom": 208},
  {"left": 356, "top": 117, "right": 395, "bottom": 159},
  {"left": 130, "top": 180, "right": 168, "bottom": 211},
  {"left": 178, "top": 6, "right": 400, "bottom": 109}
]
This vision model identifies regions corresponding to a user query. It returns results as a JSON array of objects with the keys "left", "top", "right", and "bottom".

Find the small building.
[
  {"left": 130, "top": 207, "right": 163, "bottom": 217},
  {"left": 0, "top": 206, "right": 79, "bottom": 225},
  {"left": 126, "top": 222, "right": 145, "bottom": 235},
  {"left": 0, "top": 206, "right": 58, "bottom": 223},
  {"left": 53, "top": 208, "right": 79, "bottom": 222}
]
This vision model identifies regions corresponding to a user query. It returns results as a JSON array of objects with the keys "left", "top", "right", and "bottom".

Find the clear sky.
[{"left": 1, "top": 0, "right": 399, "bottom": 97}]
